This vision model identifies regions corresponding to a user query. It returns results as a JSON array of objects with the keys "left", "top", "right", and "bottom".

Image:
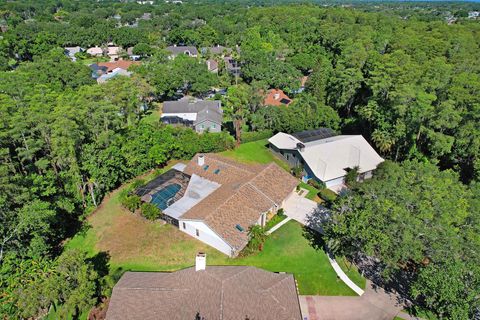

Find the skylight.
[
  {"left": 203, "top": 165, "right": 209, "bottom": 171},
  {"left": 235, "top": 224, "right": 244, "bottom": 232},
  {"left": 214, "top": 169, "right": 220, "bottom": 174}
]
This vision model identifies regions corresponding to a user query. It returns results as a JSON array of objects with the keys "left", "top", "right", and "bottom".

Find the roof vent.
[
  {"left": 195, "top": 252, "right": 206, "bottom": 271},
  {"left": 198, "top": 154, "right": 205, "bottom": 166},
  {"left": 235, "top": 224, "right": 244, "bottom": 232}
]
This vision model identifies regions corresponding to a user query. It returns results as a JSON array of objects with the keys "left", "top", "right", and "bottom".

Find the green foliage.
[
  {"left": 292, "top": 166, "right": 303, "bottom": 178},
  {"left": 240, "top": 130, "right": 273, "bottom": 143},
  {"left": 323, "top": 161, "right": 480, "bottom": 318},
  {"left": 317, "top": 188, "right": 337, "bottom": 206},
  {"left": 252, "top": 94, "right": 340, "bottom": 134},
  {"left": 2, "top": 249, "right": 99, "bottom": 319},
  {"left": 244, "top": 225, "right": 268, "bottom": 255},
  {"left": 140, "top": 203, "right": 161, "bottom": 221},
  {"left": 344, "top": 166, "right": 359, "bottom": 186},
  {"left": 307, "top": 179, "right": 325, "bottom": 190},
  {"left": 121, "top": 195, "right": 141, "bottom": 213}
]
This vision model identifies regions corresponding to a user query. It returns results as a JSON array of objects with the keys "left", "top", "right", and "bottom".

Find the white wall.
[
  {"left": 161, "top": 112, "right": 197, "bottom": 121},
  {"left": 179, "top": 220, "right": 233, "bottom": 256},
  {"left": 325, "top": 176, "right": 345, "bottom": 188}
]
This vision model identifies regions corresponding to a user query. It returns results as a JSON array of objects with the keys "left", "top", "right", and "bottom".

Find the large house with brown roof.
[
  {"left": 135, "top": 154, "right": 298, "bottom": 256},
  {"left": 106, "top": 254, "right": 302, "bottom": 320}
]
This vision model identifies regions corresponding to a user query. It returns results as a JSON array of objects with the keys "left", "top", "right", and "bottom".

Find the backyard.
[{"left": 66, "top": 140, "right": 365, "bottom": 297}]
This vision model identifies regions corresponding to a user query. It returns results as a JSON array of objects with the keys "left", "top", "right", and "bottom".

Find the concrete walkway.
[
  {"left": 326, "top": 253, "right": 364, "bottom": 296},
  {"left": 266, "top": 216, "right": 292, "bottom": 234}
]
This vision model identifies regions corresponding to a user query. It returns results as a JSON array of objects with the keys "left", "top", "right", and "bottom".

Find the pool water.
[{"left": 150, "top": 183, "right": 182, "bottom": 210}]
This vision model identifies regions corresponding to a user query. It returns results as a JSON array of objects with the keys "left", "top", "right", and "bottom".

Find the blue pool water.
[{"left": 150, "top": 183, "right": 181, "bottom": 210}]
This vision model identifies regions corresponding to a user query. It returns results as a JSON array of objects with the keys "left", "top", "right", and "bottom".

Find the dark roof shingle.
[{"left": 106, "top": 266, "right": 302, "bottom": 320}]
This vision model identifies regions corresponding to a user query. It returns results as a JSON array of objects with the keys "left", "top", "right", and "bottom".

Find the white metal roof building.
[{"left": 268, "top": 131, "right": 384, "bottom": 188}]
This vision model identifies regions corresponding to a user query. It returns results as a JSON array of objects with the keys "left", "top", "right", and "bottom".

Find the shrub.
[
  {"left": 292, "top": 166, "right": 303, "bottom": 178},
  {"left": 140, "top": 203, "right": 161, "bottom": 221},
  {"left": 121, "top": 195, "right": 141, "bottom": 213},
  {"left": 277, "top": 208, "right": 285, "bottom": 217},
  {"left": 345, "top": 166, "right": 359, "bottom": 186},
  {"left": 308, "top": 179, "right": 325, "bottom": 189},
  {"left": 131, "top": 179, "right": 145, "bottom": 190},
  {"left": 318, "top": 188, "right": 337, "bottom": 206},
  {"left": 240, "top": 130, "right": 273, "bottom": 143}
]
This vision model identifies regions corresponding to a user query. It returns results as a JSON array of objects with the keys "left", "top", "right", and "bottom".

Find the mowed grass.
[
  {"left": 220, "top": 139, "right": 290, "bottom": 171},
  {"left": 209, "top": 221, "right": 358, "bottom": 295}
]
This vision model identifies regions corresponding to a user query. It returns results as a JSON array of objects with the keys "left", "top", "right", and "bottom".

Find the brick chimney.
[{"left": 197, "top": 154, "right": 205, "bottom": 166}]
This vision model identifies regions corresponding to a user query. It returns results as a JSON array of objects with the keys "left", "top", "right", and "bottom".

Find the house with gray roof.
[
  {"left": 201, "top": 45, "right": 233, "bottom": 56},
  {"left": 165, "top": 45, "right": 198, "bottom": 59},
  {"left": 106, "top": 254, "right": 302, "bottom": 320},
  {"left": 64, "top": 46, "right": 84, "bottom": 61},
  {"left": 161, "top": 99, "right": 222, "bottom": 133}
]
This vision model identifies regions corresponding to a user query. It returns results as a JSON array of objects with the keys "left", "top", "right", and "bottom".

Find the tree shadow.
[{"left": 87, "top": 251, "right": 111, "bottom": 278}]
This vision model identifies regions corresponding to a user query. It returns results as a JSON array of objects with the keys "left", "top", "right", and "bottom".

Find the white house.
[{"left": 269, "top": 129, "right": 384, "bottom": 189}]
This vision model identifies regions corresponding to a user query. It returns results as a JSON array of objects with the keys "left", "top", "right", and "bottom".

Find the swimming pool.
[{"left": 150, "top": 183, "right": 182, "bottom": 210}]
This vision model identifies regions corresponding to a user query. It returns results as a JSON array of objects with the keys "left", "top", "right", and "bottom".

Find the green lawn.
[
  {"left": 298, "top": 181, "right": 322, "bottom": 201},
  {"left": 336, "top": 256, "right": 366, "bottom": 289},
  {"left": 209, "top": 221, "right": 359, "bottom": 295},
  {"left": 220, "top": 139, "right": 290, "bottom": 171}
]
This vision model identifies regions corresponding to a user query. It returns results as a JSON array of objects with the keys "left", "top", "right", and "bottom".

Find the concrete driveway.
[
  {"left": 299, "top": 281, "right": 407, "bottom": 320},
  {"left": 283, "top": 193, "right": 330, "bottom": 232}
]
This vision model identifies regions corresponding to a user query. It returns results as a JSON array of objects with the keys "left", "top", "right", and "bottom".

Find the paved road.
[{"left": 299, "top": 280, "right": 405, "bottom": 320}]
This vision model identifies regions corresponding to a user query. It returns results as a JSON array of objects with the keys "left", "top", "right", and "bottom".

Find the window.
[
  {"left": 212, "top": 124, "right": 216, "bottom": 129},
  {"left": 201, "top": 124, "right": 205, "bottom": 129},
  {"left": 196, "top": 229, "right": 200, "bottom": 237},
  {"left": 182, "top": 222, "right": 186, "bottom": 229}
]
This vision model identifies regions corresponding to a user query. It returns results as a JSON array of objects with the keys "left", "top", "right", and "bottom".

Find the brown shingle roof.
[
  {"left": 106, "top": 266, "right": 302, "bottom": 320},
  {"left": 263, "top": 89, "right": 292, "bottom": 106},
  {"left": 97, "top": 60, "right": 140, "bottom": 73},
  {"left": 181, "top": 154, "right": 298, "bottom": 251}
]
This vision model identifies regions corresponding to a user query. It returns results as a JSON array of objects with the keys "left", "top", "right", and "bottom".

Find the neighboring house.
[
  {"left": 106, "top": 254, "right": 302, "bottom": 320},
  {"left": 64, "top": 46, "right": 84, "bottom": 61},
  {"left": 107, "top": 45, "right": 121, "bottom": 61},
  {"left": 269, "top": 129, "right": 384, "bottom": 189},
  {"left": 126, "top": 47, "right": 141, "bottom": 60},
  {"left": 165, "top": 45, "right": 198, "bottom": 58},
  {"left": 161, "top": 99, "right": 222, "bottom": 133},
  {"left": 135, "top": 154, "right": 298, "bottom": 256},
  {"left": 96, "top": 60, "right": 140, "bottom": 73},
  {"left": 206, "top": 59, "right": 218, "bottom": 73},
  {"left": 90, "top": 61, "right": 140, "bottom": 82},
  {"left": 468, "top": 11, "right": 480, "bottom": 19},
  {"left": 224, "top": 56, "right": 241, "bottom": 76},
  {"left": 139, "top": 12, "right": 152, "bottom": 20},
  {"left": 263, "top": 89, "right": 292, "bottom": 106},
  {"left": 201, "top": 45, "right": 233, "bottom": 56},
  {"left": 96, "top": 68, "right": 131, "bottom": 84},
  {"left": 86, "top": 46, "right": 103, "bottom": 57}
]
